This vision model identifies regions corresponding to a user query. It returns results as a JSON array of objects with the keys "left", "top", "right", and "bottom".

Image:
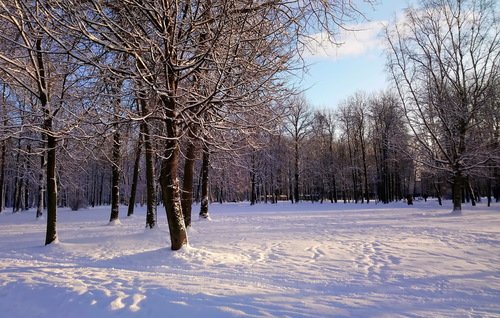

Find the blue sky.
[{"left": 300, "top": 1, "right": 413, "bottom": 109}]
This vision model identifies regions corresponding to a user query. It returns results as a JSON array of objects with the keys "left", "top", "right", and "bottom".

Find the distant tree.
[
  {"left": 386, "top": 0, "right": 500, "bottom": 213},
  {"left": 127, "top": 130, "right": 142, "bottom": 217},
  {"left": 284, "top": 95, "right": 313, "bottom": 203},
  {"left": 368, "top": 91, "right": 410, "bottom": 203}
]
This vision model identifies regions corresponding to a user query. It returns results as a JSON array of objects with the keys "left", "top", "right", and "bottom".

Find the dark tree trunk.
[
  {"left": 359, "top": 129, "right": 369, "bottom": 204},
  {"left": 495, "top": 167, "right": 500, "bottom": 202},
  {"left": 0, "top": 84, "right": 6, "bottom": 213},
  {"left": 99, "top": 173, "right": 104, "bottom": 206},
  {"left": 23, "top": 147, "right": 30, "bottom": 210},
  {"left": 346, "top": 133, "right": 357, "bottom": 203},
  {"left": 382, "top": 151, "right": 389, "bottom": 204},
  {"left": 12, "top": 143, "right": 21, "bottom": 213},
  {"left": 160, "top": 139, "right": 187, "bottom": 249},
  {"left": 332, "top": 174, "right": 338, "bottom": 203},
  {"left": 434, "top": 182, "right": 442, "bottom": 206},
  {"left": 294, "top": 141, "right": 300, "bottom": 203},
  {"left": 45, "top": 132, "right": 57, "bottom": 245},
  {"left": 109, "top": 130, "right": 121, "bottom": 223},
  {"left": 181, "top": 138, "right": 197, "bottom": 227},
  {"left": 0, "top": 139, "right": 5, "bottom": 213},
  {"left": 159, "top": 97, "right": 187, "bottom": 250},
  {"left": 23, "top": 177, "right": 29, "bottom": 210},
  {"left": 36, "top": 148, "right": 45, "bottom": 218},
  {"left": 487, "top": 172, "right": 492, "bottom": 207},
  {"left": 250, "top": 152, "right": 257, "bottom": 205},
  {"left": 127, "top": 136, "right": 142, "bottom": 217},
  {"left": 91, "top": 167, "right": 96, "bottom": 207},
  {"left": 467, "top": 178, "right": 476, "bottom": 207},
  {"left": 140, "top": 102, "right": 157, "bottom": 229},
  {"left": 199, "top": 145, "right": 210, "bottom": 218},
  {"left": 451, "top": 172, "right": 462, "bottom": 215}
]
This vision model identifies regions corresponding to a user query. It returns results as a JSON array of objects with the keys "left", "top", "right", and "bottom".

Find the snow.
[{"left": 0, "top": 200, "right": 499, "bottom": 317}]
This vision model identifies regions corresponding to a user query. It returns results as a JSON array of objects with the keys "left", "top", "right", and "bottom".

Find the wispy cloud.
[{"left": 303, "top": 20, "right": 388, "bottom": 60}]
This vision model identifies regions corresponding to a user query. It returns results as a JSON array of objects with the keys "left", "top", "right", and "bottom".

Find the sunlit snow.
[{"left": 0, "top": 200, "right": 498, "bottom": 317}]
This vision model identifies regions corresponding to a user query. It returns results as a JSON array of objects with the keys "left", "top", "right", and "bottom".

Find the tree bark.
[
  {"left": 28, "top": 36, "right": 58, "bottom": 244},
  {"left": 159, "top": 97, "right": 187, "bottom": 250},
  {"left": 294, "top": 140, "right": 300, "bottom": 203},
  {"left": 36, "top": 142, "right": 45, "bottom": 218},
  {"left": 45, "top": 132, "right": 57, "bottom": 245},
  {"left": 0, "top": 138, "right": 5, "bottom": 213},
  {"left": 127, "top": 136, "right": 142, "bottom": 217},
  {"left": 139, "top": 98, "right": 157, "bottom": 229},
  {"left": 181, "top": 137, "right": 197, "bottom": 227},
  {"left": 109, "top": 129, "right": 121, "bottom": 223},
  {"left": 451, "top": 172, "right": 462, "bottom": 214},
  {"left": 250, "top": 152, "right": 257, "bottom": 205},
  {"left": 467, "top": 178, "right": 476, "bottom": 207},
  {"left": 199, "top": 144, "right": 210, "bottom": 218},
  {"left": 12, "top": 142, "right": 21, "bottom": 213},
  {"left": 359, "top": 120, "right": 369, "bottom": 204},
  {"left": 23, "top": 146, "right": 30, "bottom": 210},
  {"left": 0, "top": 84, "right": 6, "bottom": 213}
]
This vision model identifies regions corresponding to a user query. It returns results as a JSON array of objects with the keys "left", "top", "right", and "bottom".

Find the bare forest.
[{"left": 1, "top": 0, "right": 499, "bottom": 251}]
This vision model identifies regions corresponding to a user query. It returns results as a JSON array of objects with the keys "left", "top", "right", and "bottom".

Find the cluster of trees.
[
  {"left": 0, "top": 0, "right": 499, "bottom": 249},
  {"left": 0, "top": 0, "right": 373, "bottom": 249},
  {"left": 386, "top": 0, "right": 500, "bottom": 213}
]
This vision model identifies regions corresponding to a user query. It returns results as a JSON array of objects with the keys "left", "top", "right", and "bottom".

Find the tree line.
[{"left": 0, "top": 0, "right": 499, "bottom": 250}]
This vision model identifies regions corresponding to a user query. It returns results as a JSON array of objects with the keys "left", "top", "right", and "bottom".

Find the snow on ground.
[{"left": 0, "top": 200, "right": 499, "bottom": 318}]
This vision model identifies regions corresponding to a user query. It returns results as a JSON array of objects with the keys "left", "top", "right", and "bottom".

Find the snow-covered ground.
[{"left": 0, "top": 200, "right": 499, "bottom": 318}]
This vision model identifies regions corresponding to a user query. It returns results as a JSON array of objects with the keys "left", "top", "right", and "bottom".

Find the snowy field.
[{"left": 0, "top": 200, "right": 499, "bottom": 318}]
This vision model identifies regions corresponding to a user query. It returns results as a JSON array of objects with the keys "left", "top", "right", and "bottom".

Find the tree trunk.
[
  {"left": 36, "top": 146, "right": 45, "bottom": 218},
  {"left": 127, "top": 136, "right": 142, "bottom": 217},
  {"left": 451, "top": 172, "right": 462, "bottom": 215},
  {"left": 159, "top": 97, "right": 187, "bottom": 250},
  {"left": 434, "top": 182, "right": 442, "bottom": 206},
  {"left": 45, "top": 132, "right": 57, "bottom": 245},
  {"left": 31, "top": 37, "right": 58, "bottom": 244},
  {"left": 495, "top": 167, "right": 500, "bottom": 202},
  {"left": 332, "top": 174, "right": 338, "bottom": 203},
  {"left": 467, "top": 178, "right": 476, "bottom": 207},
  {"left": 0, "top": 84, "right": 6, "bottom": 213},
  {"left": 23, "top": 147, "right": 30, "bottom": 210},
  {"left": 360, "top": 128, "right": 369, "bottom": 204},
  {"left": 12, "top": 143, "right": 21, "bottom": 213},
  {"left": 0, "top": 138, "right": 5, "bottom": 213},
  {"left": 160, "top": 139, "right": 187, "bottom": 249},
  {"left": 199, "top": 144, "right": 210, "bottom": 218},
  {"left": 250, "top": 152, "right": 257, "bottom": 205},
  {"left": 181, "top": 138, "right": 197, "bottom": 227},
  {"left": 294, "top": 140, "right": 300, "bottom": 203},
  {"left": 288, "top": 161, "right": 293, "bottom": 203},
  {"left": 140, "top": 112, "right": 157, "bottom": 229},
  {"left": 487, "top": 172, "right": 492, "bottom": 207},
  {"left": 109, "top": 130, "right": 121, "bottom": 223}
]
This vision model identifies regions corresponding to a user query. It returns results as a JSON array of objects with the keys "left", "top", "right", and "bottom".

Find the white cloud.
[{"left": 303, "top": 20, "right": 388, "bottom": 60}]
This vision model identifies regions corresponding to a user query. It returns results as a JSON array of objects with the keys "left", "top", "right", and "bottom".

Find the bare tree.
[
  {"left": 284, "top": 95, "right": 313, "bottom": 203},
  {"left": 386, "top": 0, "right": 500, "bottom": 213},
  {"left": 9, "top": 0, "right": 376, "bottom": 250},
  {"left": 368, "top": 91, "right": 410, "bottom": 203},
  {"left": 0, "top": 0, "right": 60, "bottom": 243}
]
